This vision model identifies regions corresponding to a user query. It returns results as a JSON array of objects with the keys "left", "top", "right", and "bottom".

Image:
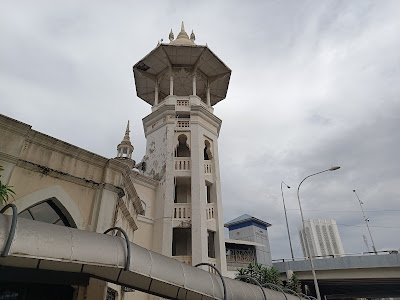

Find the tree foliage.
[
  {"left": 236, "top": 264, "right": 283, "bottom": 289},
  {"left": 236, "top": 263, "right": 302, "bottom": 293},
  {"left": 0, "top": 165, "right": 15, "bottom": 205},
  {"left": 286, "top": 272, "right": 302, "bottom": 293}
]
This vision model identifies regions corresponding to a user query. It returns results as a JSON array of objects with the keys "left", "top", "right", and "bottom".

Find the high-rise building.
[{"left": 298, "top": 219, "right": 345, "bottom": 259}]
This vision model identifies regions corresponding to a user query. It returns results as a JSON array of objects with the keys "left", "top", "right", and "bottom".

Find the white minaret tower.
[{"left": 133, "top": 22, "right": 231, "bottom": 273}]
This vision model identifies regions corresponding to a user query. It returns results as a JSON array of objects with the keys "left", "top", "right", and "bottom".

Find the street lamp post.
[
  {"left": 297, "top": 166, "right": 340, "bottom": 300},
  {"left": 353, "top": 189, "right": 377, "bottom": 255},
  {"left": 281, "top": 181, "right": 294, "bottom": 261}
]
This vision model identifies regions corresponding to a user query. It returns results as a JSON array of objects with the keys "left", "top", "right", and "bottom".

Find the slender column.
[
  {"left": 192, "top": 75, "right": 197, "bottom": 96},
  {"left": 206, "top": 86, "right": 211, "bottom": 106},
  {"left": 169, "top": 74, "right": 174, "bottom": 95},
  {"left": 154, "top": 81, "right": 159, "bottom": 106}
]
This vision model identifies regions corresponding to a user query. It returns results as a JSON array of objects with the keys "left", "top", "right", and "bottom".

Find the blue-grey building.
[{"left": 225, "top": 214, "right": 273, "bottom": 274}]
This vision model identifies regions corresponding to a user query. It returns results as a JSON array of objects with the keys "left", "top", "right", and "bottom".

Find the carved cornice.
[
  {"left": 25, "top": 130, "right": 109, "bottom": 169},
  {"left": 0, "top": 114, "right": 32, "bottom": 136},
  {"left": 16, "top": 159, "right": 124, "bottom": 197},
  {"left": 124, "top": 173, "right": 145, "bottom": 215},
  {"left": 142, "top": 104, "right": 176, "bottom": 128},
  {"left": 0, "top": 152, "right": 19, "bottom": 164},
  {"left": 117, "top": 198, "right": 138, "bottom": 231},
  {"left": 130, "top": 170, "right": 159, "bottom": 190},
  {"left": 137, "top": 214, "right": 154, "bottom": 224}
]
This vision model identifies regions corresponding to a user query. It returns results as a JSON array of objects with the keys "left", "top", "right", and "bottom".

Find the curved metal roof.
[{"left": 0, "top": 214, "right": 301, "bottom": 300}]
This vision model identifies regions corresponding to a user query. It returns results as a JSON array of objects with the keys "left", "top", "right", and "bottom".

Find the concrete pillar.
[
  {"left": 206, "top": 85, "right": 211, "bottom": 106},
  {"left": 191, "top": 125, "right": 208, "bottom": 267},
  {"left": 154, "top": 82, "right": 159, "bottom": 106},
  {"left": 170, "top": 75, "right": 174, "bottom": 96},
  {"left": 211, "top": 139, "right": 227, "bottom": 274},
  {"left": 192, "top": 75, "right": 197, "bottom": 96}
]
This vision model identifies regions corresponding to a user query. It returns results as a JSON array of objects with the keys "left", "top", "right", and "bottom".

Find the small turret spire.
[
  {"left": 190, "top": 30, "right": 195, "bottom": 42},
  {"left": 169, "top": 29, "right": 174, "bottom": 42},
  {"left": 181, "top": 21, "right": 185, "bottom": 32},
  {"left": 116, "top": 120, "right": 134, "bottom": 160}
]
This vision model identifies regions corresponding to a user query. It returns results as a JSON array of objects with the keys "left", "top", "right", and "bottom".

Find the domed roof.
[{"left": 170, "top": 21, "right": 195, "bottom": 46}]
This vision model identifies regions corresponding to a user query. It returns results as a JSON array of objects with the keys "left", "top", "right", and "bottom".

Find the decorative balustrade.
[
  {"left": 207, "top": 258, "right": 218, "bottom": 274},
  {"left": 226, "top": 249, "right": 256, "bottom": 264},
  {"left": 177, "top": 119, "right": 190, "bottom": 128},
  {"left": 204, "top": 162, "right": 212, "bottom": 174},
  {"left": 174, "top": 255, "right": 192, "bottom": 265},
  {"left": 174, "top": 158, "right": 191, "bottom": 171},
  {"left": 206, "top": 203, "right": 215, "bottom": 220},
  {"left": 176, "top": 100, "right": 189, "bottom": 107},
  {"left": 173, "top": 203, "right": 191, "bottom": 220}
]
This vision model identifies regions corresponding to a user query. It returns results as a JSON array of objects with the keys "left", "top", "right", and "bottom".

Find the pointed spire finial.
[
  {"left": 181, "top": 21, "right": 185, "bottom": 32},
  {"left": 125, "top": 120, "right": 130, "bottom": 137},
  {"left": 169, "top": 28, "right": 174, "bottom": 42},
  {"left": 190, "top": 30, "right": 195, "bottom": 42}
]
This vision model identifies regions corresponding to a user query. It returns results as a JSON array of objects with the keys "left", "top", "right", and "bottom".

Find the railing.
[
  {"left": 177, "top": 119, "right": 190, "bottom": 128},
  {"left": 174, "top": 158, "right": 191, "bottom": 171},
  {"left": 173, "top": 203, "right": 191, "bottom": 220},
  {"left": 208, "top": 258, "right": 218, "bottom": 274},
  {"left": 204, "top": 162, "right": 212, "bottom": 174},
  {"left": 206, "top": 203, "right": 215, "bottom": 220},
  {"left": 226, "top": 249, "right": 256, "bottom": 264},
  {"left": 174, "top": 255, "right": 192, "bottom": 265},
  {"left": 176, "top": 100, "right": 189, "bottom": 107},
  {"left": 272, "top": 249, "right": 399, "bottom": 263}
]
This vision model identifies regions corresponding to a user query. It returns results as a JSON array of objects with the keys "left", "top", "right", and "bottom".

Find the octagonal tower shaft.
[{"left": 133, "top": 25, "right": 231, "bottom": 275}]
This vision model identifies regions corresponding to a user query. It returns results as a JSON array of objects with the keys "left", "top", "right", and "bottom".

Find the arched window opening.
[
  {"left": 175, "top": 134, "right": 190, "bottom": 157},
  {"left": 18, "top": 198, "right": 74, "bottom": 227},
  {"left": 204, "top": 140, "right": 212, "bottom": 160}
]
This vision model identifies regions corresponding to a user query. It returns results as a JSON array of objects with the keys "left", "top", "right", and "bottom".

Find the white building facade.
[
  {"left": 299, "top": 219, "right": 345, "bottom": 259},
  {"left": 0, "top": 22, "right": 232, "bottom": 300}
]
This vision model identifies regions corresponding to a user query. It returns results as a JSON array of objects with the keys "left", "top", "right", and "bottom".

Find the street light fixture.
[
  {"left": 353, "top": 189, "right": 377, "bottom": 255},
  {"left": 281, "top": 181, "right": 294, "bottom": 261},
  {"left": 297, "top": 166, "right": 340, "bottom": 300}
]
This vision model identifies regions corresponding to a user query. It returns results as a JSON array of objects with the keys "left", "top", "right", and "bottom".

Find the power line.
[
  {"left": 286, "top": 208, "right": 400, "bottom": 213},
  {"left": 337, "top": 223, "right": 400, "bottom": 229}
]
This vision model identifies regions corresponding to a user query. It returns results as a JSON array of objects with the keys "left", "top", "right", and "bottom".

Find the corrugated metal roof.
[{"left": 224, "top": 214, "right": 271, "bottom": 228}]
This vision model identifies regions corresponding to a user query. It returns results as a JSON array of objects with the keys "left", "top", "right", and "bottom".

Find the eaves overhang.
[{"left": 133, "top": 44, "right": 231, "bottom": 106}]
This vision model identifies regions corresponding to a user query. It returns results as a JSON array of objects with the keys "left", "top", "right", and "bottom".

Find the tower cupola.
[
  {"left": 133, "top": 22, "right": 231, "bottom": 107},
  {"left": 116, "top": 121, "right": 134, "bottom": 159}
]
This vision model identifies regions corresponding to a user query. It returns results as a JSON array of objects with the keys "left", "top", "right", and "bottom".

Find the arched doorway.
[
  {"left": 18, "top": 198, "right": 74, "bottom": 227},
  {"left": 0, "top": 198, "right": 81, "bottom": 299}
]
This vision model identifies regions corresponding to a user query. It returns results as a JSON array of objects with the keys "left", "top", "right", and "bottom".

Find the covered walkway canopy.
[{"left": 0, "top": 214, "right": 301, "bottom": 300}]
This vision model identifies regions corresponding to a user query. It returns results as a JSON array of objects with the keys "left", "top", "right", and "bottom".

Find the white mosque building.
[{"left": 0, "top": 23, "right": 285, "bottom": 300}]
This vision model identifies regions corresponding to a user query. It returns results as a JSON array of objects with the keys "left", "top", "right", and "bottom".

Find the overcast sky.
[{"left": 1, "top": 0, "right": 400, "bottom": 260}]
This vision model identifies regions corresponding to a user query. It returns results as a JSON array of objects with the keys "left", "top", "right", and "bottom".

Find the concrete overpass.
[{"left": 273, "top": 252, "right": 400, "bottom": 298}]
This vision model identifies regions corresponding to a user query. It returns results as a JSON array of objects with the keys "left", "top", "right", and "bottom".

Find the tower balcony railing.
[
  {"left": 207, "top": 258, "right": 218, "bottom": 274},
  {"left": 174, "top": 158, "right": 191, "bottom": 171},
  {"left": 206, "top": 203, "right": 216, "bottom": 220},
  {"left": 204, "top": 162, "right": 212, "bottom": 174},
  {"left": 176, "top": 99, "right": 189, "bottom": 107},
  {"left": 173, "top": 203, "right": 191, "bottom": 220},
  {"left": 176, "top": 119, "right": 190, "bottom": 129}
]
